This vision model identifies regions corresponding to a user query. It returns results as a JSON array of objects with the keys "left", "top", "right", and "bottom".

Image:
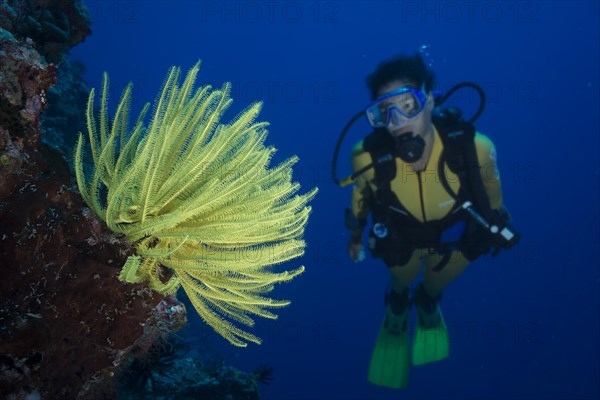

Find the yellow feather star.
[{"left": 74, "top": 62, "right": 318, "bottom": 347}]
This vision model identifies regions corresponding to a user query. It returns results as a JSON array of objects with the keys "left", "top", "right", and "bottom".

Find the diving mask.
[{"left": 365, "top": 85, "right": 429, "bottom": 129}]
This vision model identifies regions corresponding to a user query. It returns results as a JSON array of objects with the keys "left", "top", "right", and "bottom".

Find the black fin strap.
[
  {"left": 413, "top": 283, "right": 442, "bottom": 314},
  {"left": 385, "top": 287, "right": 410, "bottom": 315}
]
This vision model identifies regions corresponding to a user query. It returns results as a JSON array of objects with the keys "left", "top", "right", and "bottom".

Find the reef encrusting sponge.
[{"left": 74, "top": 62, "right": 317, "bottom": 347}]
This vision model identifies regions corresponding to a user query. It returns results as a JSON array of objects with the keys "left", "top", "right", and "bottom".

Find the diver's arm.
[
  {"left": 475, "top": 133, "right": 503, "bottom": 210},
  {"left": 475, "top": 133, "right": 520, "bottom": 249},
  {"left": 348, "top": 140, "right": 373, "bottom": 239},
  {"left": 347, "top": 183, "right": 370, "bottom": 263},
  {"left": 347, "top": 141, "right": 372, "bottom": 262},
  {"left": 349, "top": 183, "right": 371, "bottom": 240}
]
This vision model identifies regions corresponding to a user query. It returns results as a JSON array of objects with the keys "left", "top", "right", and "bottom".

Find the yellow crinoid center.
[{"left": 74, "top": 61, "right": 317, "bottom": 347}]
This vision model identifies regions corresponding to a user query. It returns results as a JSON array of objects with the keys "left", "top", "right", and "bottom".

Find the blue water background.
[{"left": 70, "top": 1, "right": 599, "bottom": 399}]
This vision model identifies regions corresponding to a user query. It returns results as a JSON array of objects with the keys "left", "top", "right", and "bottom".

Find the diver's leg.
[
  {"left": 411, "top": 251, "right": 468, "bottom": 365},
  {"left": 388, "top": 248, "right": 426, "bottom": 293},
  {"left": 422, "top": 251, "right": 469, "bottom": 296},
  {"left": 384, "top": 248, "right": 425, "bottom": 342},
  {"left": 415, "top": 250, "right": 469, "bottom": 332},
  {"left": 368, "top": 249, "right": 424, "bottom": 388}
]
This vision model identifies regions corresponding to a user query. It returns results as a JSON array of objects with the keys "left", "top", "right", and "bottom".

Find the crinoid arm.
[{"left": 75, "top": 61, "right": 318, "bottom": 347}]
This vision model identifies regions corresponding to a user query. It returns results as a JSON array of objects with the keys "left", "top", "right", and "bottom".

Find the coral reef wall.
[
  {"left": 0, "top": 2, "right": 181, "bottom": 398},
  {"left": 1, "top": 0, "right": 91, "bottom": 63}
]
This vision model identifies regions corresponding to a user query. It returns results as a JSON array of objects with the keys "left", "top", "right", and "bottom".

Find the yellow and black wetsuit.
[{"left": 349, "top": 126, "right": 503, "bottom": 281}]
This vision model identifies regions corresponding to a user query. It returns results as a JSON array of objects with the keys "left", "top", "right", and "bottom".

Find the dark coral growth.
[
  {"left": 253, "top": 363, "right": 275, "bottom": 385},
  {"left": 0, "top": 0, "right": 91, "bottom": 63},
  {"left": 0, "top": 34, "right": 56, "bottom": 150},
  {"left": 0, "top": 2, "right": 180, "bottom": 399},
  {"left": 1, "top": 1, "right": 90, "bottom": 159},
  {"left": 0, "top": 120, "right": 176, "bottom": 398},
  {"left": 40, "top": 59, "right": 90, "bottom": 160},
  {"left": 117, "top": 342, "right": 260, "bottom": 400}
]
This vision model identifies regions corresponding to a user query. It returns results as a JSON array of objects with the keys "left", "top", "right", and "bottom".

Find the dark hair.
[{"left": 366, "top": 53, "right": 435, "bottom": 100}]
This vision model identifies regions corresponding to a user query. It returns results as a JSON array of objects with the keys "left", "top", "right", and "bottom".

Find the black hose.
[
  {"left": 331, "top": 82, "right": 486, "bottom": 187},
  {"left": 331, "top": 110, "right": 364, "bottom": 186},
  {"left": 435, "top": 82, "right": 486, "bottom": 124}
]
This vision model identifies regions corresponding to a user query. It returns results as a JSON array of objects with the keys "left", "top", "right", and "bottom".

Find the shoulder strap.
[{"left": 433, "top": 107, "right": 494, "bottom": 218}]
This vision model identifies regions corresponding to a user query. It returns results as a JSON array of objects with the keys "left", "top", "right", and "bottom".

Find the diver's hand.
[
  {"left": 497, "top": 205, "right": 513, "bottom": 222},
  {"left": 348, "top": 239, "right": 365, "bottom": 263}
]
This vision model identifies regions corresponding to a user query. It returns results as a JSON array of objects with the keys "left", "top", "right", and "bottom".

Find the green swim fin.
[
  {"left": 368, "top": 290, "right": 410, "bottom": 388},
  {"left": 412, "top": 284, "right": 449, "bottom": 366}
]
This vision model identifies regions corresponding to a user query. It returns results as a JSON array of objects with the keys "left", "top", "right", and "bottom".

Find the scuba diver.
[{"left": 331, "top": 53, "right": 520, "bottom": 388}]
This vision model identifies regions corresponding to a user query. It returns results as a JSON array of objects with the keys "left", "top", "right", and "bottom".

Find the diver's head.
[
  {"left": 366, "top": 53, "right": 435, "bottom": 100},
  {"left": 365, "top": 54, "right": 435, "bottom": 162}
]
